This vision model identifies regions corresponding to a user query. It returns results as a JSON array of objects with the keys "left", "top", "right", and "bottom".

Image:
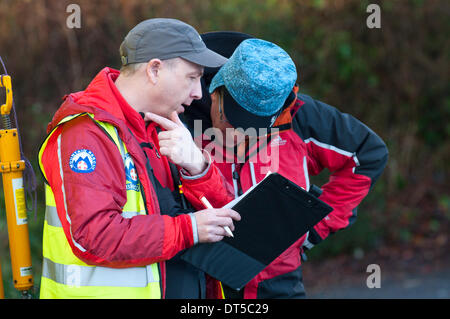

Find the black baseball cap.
[{"left": 119, "top": 18, "right": 228, "bottom": 68}]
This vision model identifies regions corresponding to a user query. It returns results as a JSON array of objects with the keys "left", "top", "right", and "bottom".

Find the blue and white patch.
[
  {"left": 69, "top": 149, "right": 96, "bottom": 173},
  {"left": 124, "top": 153, "right": 140, "bottom": 192}
]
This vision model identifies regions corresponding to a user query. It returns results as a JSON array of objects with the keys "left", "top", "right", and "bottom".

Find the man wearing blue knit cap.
[
  {"left": 175, "top": 34, "right": 388, "bottom": 299},
  {"left": 202, "top": 39, "right": 311, "bottom": 298}
]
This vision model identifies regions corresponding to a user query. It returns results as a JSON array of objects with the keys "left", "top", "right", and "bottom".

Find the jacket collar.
[{"left": 48, "top": 67, "right": 147, "bottom": 141}]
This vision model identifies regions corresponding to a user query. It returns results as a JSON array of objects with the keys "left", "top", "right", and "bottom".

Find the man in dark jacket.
[{"left": 175, "top": 32, "right": 389, "bottom": 298}]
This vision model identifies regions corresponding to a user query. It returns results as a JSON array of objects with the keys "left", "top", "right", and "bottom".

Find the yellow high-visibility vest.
[{"left": 38, "top": 113, "right": 161, "bottom": 299}]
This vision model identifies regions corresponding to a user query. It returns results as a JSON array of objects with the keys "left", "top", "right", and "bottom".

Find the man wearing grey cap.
[{"left": 38, "top": 18, "right": 240, "bottom": 299}]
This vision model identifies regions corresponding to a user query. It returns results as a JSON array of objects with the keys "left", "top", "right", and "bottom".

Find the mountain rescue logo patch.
[
  {"left": 69, "top": 149, "right": 96, "bottom": 173},
  {"left": 124, "top": 153, "right": 140, "bottom": 192}
]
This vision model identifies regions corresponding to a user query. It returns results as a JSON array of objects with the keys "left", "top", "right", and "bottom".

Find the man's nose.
[{"left": 191, "top": 79, "right": 203, "bottom": 100}]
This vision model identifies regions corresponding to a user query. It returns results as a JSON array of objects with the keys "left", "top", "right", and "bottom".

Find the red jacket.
[
  {"left": 182, "top": 93, "right": 388, "bottom": 298},
  {"left": 40, "top": 67, "right": 228, "bottom": 297}
]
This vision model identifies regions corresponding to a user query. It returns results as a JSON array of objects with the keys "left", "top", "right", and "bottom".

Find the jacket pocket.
[{"left": 256, "top": 265, "right": 306, "bottom": 299}]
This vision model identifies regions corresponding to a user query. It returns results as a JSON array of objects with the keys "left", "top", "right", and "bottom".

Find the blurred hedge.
[{"left": 0, "top": 0, "right": 449, "bottom": 297}]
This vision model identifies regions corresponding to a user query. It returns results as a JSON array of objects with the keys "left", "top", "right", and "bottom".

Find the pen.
[{"left": 200, "top": 196, "right": 234, "bottom": 238}]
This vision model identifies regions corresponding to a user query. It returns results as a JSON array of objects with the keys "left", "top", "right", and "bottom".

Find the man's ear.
[
  {"left": 210, "top": 89, "right": 220, "bottom": 105},
  {"left": 146, "top": 59, "right": 162, "bottom": 84},
  {"left": 209, "top": 90, "right": 217, "bottom": 108},
  {"left": 209, "top": 89, "right": 220, "bottom": 119}
]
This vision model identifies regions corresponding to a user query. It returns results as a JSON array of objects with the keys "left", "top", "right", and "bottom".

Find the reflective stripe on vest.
[
  {"left": 39, "top": 113, "right": 160, "bottom": 299},
  {"left": 42, "top": 257, "right": 156, "bottom": 288}
]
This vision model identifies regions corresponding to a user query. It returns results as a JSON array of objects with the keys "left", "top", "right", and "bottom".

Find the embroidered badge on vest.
[
  {"left": 69, "top": 149, "right": 96, "bottom": 173},
  {"left": 124, "top": 153, "right": 140, "bottom": 192}
]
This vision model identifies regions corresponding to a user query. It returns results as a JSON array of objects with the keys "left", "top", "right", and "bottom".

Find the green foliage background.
[{"left": 0, "top": 0, "right": 448, "bottom": 298}]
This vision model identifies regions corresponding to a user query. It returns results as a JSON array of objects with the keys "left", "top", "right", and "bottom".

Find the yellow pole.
[
  {"left": 0, "top": 75, "right": 34, "bottom": 298},
  {"left": 0, "top": 260, "right": 4, "bottom": 298}
]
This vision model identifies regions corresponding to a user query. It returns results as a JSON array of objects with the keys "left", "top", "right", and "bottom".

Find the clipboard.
[{"left": 180, "top": 172, "right": 333, "bottom": 290}]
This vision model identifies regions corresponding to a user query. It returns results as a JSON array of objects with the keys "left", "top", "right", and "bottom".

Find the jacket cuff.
[
  {"left": 302, "top": 228, "right": 324, "bottom": 250},
  {"left": 189, "top": 213, "right": 199, "bottom": 245},
  {"left": 179, "top": 150, "right": 212, "bottom": 181}
]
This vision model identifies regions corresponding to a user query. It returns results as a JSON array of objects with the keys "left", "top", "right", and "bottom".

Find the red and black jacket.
[{"left": 293, "top": 93, "right": 388, "bottom": 248}]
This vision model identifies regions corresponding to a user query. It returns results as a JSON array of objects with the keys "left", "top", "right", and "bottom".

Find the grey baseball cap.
[{"left": 119, "top": 18, "right": 228, "bottom": 68}]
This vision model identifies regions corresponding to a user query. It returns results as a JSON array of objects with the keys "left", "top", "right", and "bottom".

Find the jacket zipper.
[{"left": 231, "top": 163, "right": 244, "bottom": 198}]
